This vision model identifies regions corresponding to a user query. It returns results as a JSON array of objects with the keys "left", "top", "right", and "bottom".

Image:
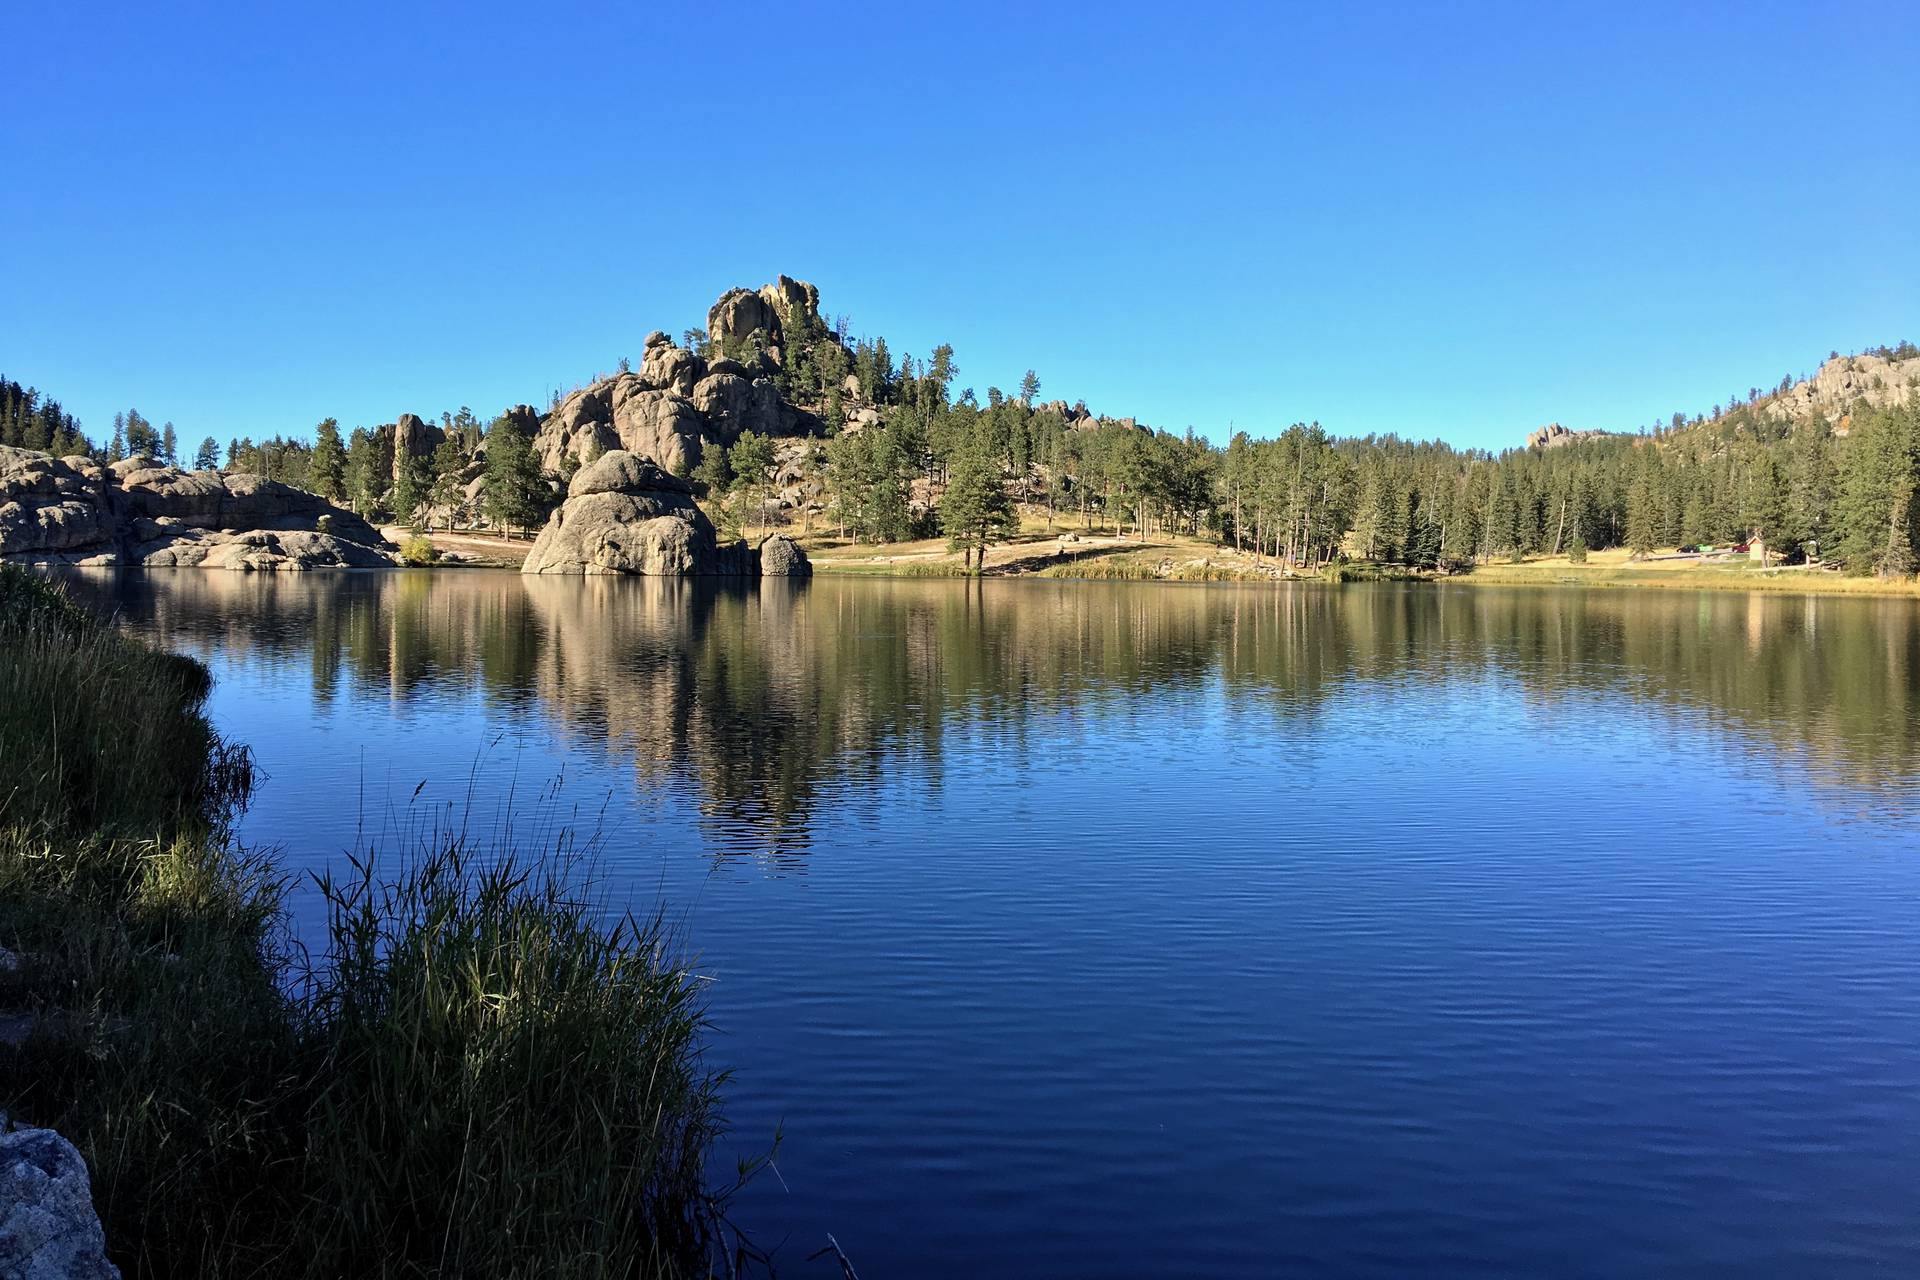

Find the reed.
[{"left": 0, "top": 565, "right": 744, "bottom": 1278}]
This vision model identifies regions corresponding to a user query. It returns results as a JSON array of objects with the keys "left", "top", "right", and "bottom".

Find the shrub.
[{"left": 400, "top": 534, "right": 441, "bottom": 566}]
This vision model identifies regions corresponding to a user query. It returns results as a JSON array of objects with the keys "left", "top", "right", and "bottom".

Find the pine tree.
[
  {"left": 727, "top": 431, "right": 777, "bottom": 538},
  {"left": 940, "top": 444, "right": 1017, "bottom": 572},
  {"left": 1567, "top": 471, "right": 1592, "bottom": 563},
  {"left": 195, "top": 437, "right": 220, "bottom": 470},
  {"left": 1835, "top": 405, "right": 1919, "bottom": 577},
  {"left": 1741, "top": 448, "right": 1788, "bottom": 566},
  {"left": 392, "top": 450, "right": 429, "bottom": 529},
  {"left": 427, "top": 438, "right": 468, "bottom": 527},
  {"left": 1625, "top": 473, "right": 1658, "bottom": 558},
  {"left": 161, "top": 422, "right": 178, "bottom": 466},
  {"left": 482, "top": 414, "right": 547, "bottom": 537},
  {"left": 1786, "top": 423, "right": 1835, "bottom": 559},
  {"left": 344, "top": 428, "right": 382, "bottom": 518},
  {"left": 310, "top": 418, "right": 346, "bottom": 500}
]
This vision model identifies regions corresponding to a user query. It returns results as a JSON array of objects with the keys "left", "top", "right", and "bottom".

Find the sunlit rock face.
[
  {"left": 0, "top": 445, "right": 396, "bottom": 569},
  {"left": 522, "top": 451, "right": 810, "bottom": 578},
  {"left": 530, "top": 277, "right": 830, "bottom": 482}
]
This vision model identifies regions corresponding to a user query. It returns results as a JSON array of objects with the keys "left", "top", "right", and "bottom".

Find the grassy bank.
[
  {"left": 0, "top": 566, "right": 744, "bottom": 1278},
  {"left": 1452, "top": 547, "right": 1920, "bottom": 597}
]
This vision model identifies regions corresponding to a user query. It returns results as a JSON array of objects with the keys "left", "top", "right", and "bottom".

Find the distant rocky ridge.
[
  {"left": 522, "top": 449, "right": 807, "bottom": 577},
  {"left": 1525, "top": 422, "right": 1608, "bottom": 451},
  {"left": 0, "top": 446, "right": 396, "bottom": 569},
  {"left": 1523, "top": 350, "right": 1920, "bottom": 450},
  {"left": 1763, "top": 351, "right": 1920, "bottom": 434}
]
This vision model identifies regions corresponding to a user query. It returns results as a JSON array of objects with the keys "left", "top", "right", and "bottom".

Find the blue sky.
[{"left": 4, "top": 1, "right": 1915, "bottom": 452}]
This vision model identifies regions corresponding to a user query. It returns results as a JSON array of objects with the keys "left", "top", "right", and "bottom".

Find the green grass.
[{"left": 0, "top": 565, "right": 747, "bottom": 1278}]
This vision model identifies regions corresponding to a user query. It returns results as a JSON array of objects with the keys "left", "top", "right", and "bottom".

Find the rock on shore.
[
  {"left": 0, "top": 1122, "right": 120, "bottom": 1279},
  {"left": 521, "top": 450, "right": 808, "bottom": 577},
  {"left": 0, "top": 446, "right": 397, "bottom": 569}
]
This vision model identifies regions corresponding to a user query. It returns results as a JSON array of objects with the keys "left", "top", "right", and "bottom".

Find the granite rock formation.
[
  {"left": 0, "top": 446, "right": 397, "bottom": 568},
  {"left": 521, "top": 450, "right": 808, "bottom": 577}
]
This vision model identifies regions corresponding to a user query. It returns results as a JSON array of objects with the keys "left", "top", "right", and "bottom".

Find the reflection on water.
[
  {"left": 70, "top": 570, "right": 1920, "bottom": 842},
  {"left": 53, "top": 569, "right": 1920, "bottom": 1277}
]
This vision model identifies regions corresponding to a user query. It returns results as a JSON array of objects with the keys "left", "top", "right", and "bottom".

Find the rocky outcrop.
[
  {"left": 0, "top": 1122, "right": 120, "bottom": 1279},
  {"left": 707, "top": 288, "right": 781, "bottom": 357},
  {"left": 386, "top": 412, "right": 446, "bottom": 484},
  {"left": 1763, "top": 352, "right": 1920, "bottom": 431},
  {"left": 0, "top": 446, "right": 397, "bottom": 569},
  {"left": 1526, "top": 422, "right": 1607, "bottom": 450},
  {"left": 703, "top": 275, "right": 825, "bottom": 364},
  {"left": 521, "top": 450, "right": 808, "bottom": 578},
  {"left": 531, "top": 280, "right": 831, "bottom": 480}
]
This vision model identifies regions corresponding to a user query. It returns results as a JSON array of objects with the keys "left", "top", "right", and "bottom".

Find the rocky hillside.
[
  {"left": 532, "top": 276, "right": 833, "bottom": 479},
  {"left": 1761, "top": 349, "right": 1920, "bottom": 434},
  {"left": 1520, "top": 346, "right": 1919, "bottom": 452}
]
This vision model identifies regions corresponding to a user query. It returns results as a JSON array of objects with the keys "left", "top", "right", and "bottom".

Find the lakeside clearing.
[{"left": 794, "top": 515, "right": 1920, "bottom": 598}]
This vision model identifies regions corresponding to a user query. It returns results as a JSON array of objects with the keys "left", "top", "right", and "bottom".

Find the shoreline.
[
  {"left": 798, "top": 530, "right": 1920, "bottom": 599},
  {"left": 0, "top": 565, "right": 741, "bottom": 1275}
]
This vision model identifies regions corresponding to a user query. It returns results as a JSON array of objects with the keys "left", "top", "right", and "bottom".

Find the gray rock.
[
  {"left": 757, "top": 533, "right": 811, "bottom": 577},
  {"left": 0, "top": 1124, "right": 120, "bottom": 1279},
  {"left": 567, "top": 450, "right": 693, "bottom": 500},
  {"left": 522, "top": 450, "right": 752, "bottom": 577},
  {"left": 639, "top": 343, "right": 704, "bottom": 398},
  {"left": 0, "top": 445, "right": 396, "bottom": 569},
  {"left": 757, "top": 275, "right": 821, "bottom": 334}
]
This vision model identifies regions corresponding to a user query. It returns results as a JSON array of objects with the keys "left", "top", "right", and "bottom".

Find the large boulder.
[
  {"left": 565, "top": 449, "right": 694, "bottom": 500},
  {"left": 0, "top": 445, "right": 397, "bottom": 569},
  {"left": 526, "top": 454, "right": 811, "bottom": 577},
  {"left": 531, "top": 384, "right": 618, "bottom": 475},
  {"left": 756, "top": 533, "right": 811, "bottom": 577},
  {"left": 0, "top": 1123, "right": 120, "bottom": 1279},
  {"left": 523, "top": 450, "right": 753, "bottom": 576}
]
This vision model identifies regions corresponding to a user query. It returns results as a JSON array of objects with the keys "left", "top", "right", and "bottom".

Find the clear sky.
[{"left": 4, "top": 1, "right": 1915, "bottom": 453}]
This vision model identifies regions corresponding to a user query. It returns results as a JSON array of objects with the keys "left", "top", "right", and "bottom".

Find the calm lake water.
[{"left": 62, "top": 570, "right": 1920, "bottom": 1277}]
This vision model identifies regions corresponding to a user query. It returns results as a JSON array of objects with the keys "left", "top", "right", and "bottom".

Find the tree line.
[
  {"left": 803, "top": 344, "right": 1919, "bottom": 576},
  {"left": 10, "top": 335, "right": 1918, "bottom": 576}
]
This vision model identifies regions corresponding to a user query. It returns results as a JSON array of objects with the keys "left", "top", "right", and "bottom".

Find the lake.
[{"left": 62, "top": 570, "right": 1920, "bottom": 1277}]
